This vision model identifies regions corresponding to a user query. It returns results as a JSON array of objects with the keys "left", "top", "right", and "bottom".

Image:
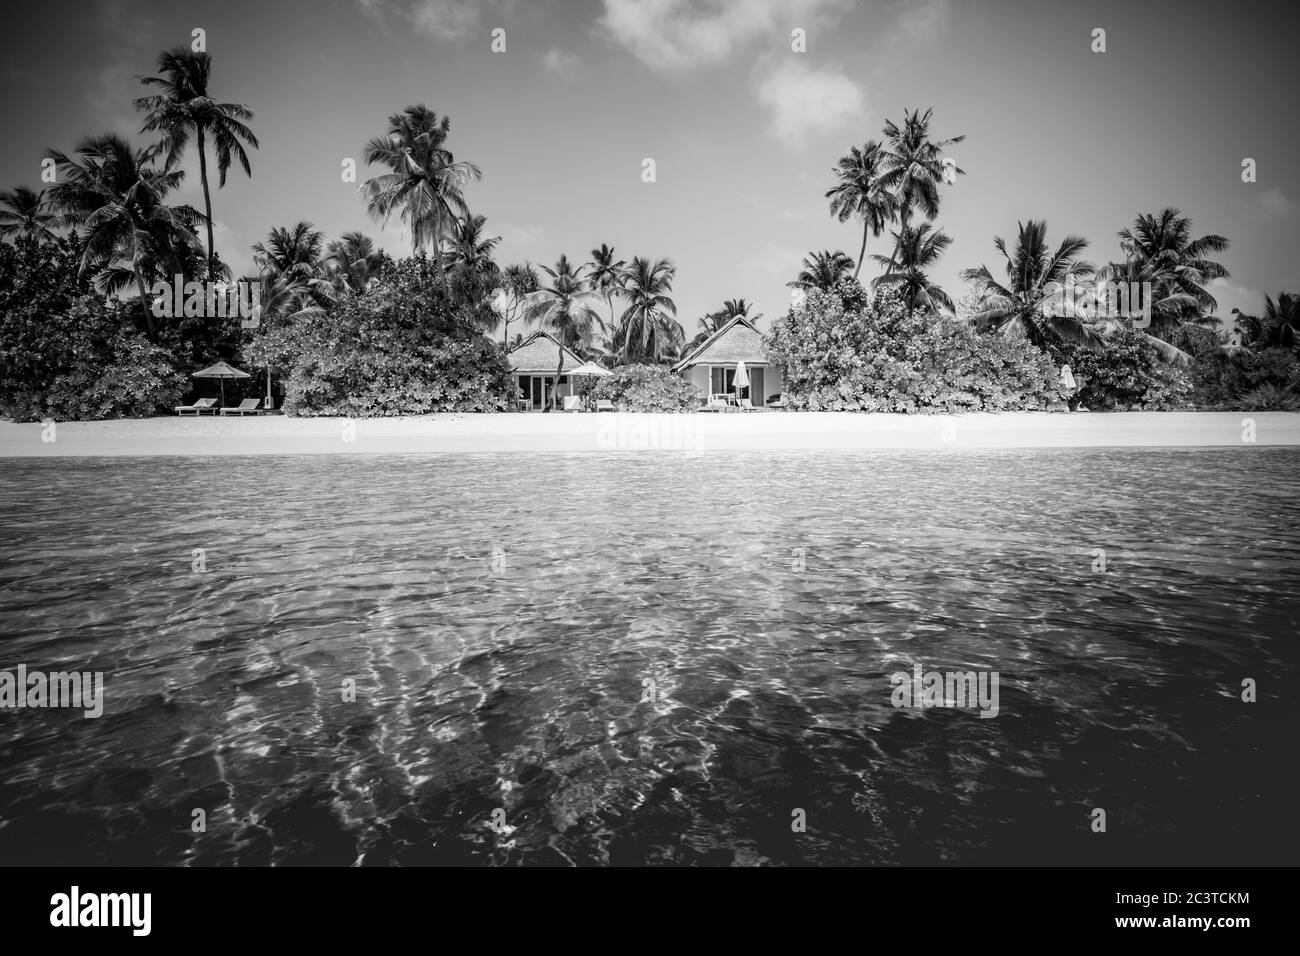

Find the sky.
[{"left": 2, "top": 0, "right": 1297, "bottom": 335}]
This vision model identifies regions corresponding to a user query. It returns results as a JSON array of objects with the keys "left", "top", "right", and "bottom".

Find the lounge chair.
[
  {"left": 738, "top": 398, "right": 758, "bottom": 411},
  {"left": 562, "top": 395, "right": 583, "bottom": 412},
  {"left": 702, "top": 395, "right": 728, "bottom": 412},
  {"left": 220, "top": 398, "right": 262, "bottom": 416},
  {"left": 175, "top": 398, "right": 218, "bottom": 416},
  {"left": 596, "top": 399, "right": 616, "bottom": 413}
]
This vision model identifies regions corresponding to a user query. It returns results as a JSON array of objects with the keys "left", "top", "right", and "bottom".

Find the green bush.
[
  {"left": 275, "top": 254, "right": 512, "bottom": 416},
  {"left": 1065, "top": 330, "right": 1192, "bottom": 411},
  {"left": 0, "top": 237, "right": 188, "bottom": 421},
  {"left": 1189, "top": 347, "right": 1300, "bottom": 409},
  {"left": 765, "top": 280, "right": 1064, "bottom": 412},
  {"left": 586, "top": 363, "right": 699, "bottom": 411}
]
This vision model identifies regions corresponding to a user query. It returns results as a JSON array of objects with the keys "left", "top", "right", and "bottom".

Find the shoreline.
[{"left": 1, "top": 411, "right": 1297, "bottom": 457}]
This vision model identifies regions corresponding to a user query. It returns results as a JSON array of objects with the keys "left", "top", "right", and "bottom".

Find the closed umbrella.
[
  {"left": 733, "top": 360, "right": 750, "bottom": 406},
  {"left": 568, "top": 361, "right": 611, "bottom": 410},
  {"left": 192, "top": 361, "right": 250, "bottom": 408}
]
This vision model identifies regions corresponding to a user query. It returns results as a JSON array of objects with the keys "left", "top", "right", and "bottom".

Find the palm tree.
[
  {"left": 495, "top": 262, "right": 538, "bottom": 348},
  {"left": 826, "top": 140, "right": 897, "bottom": 280},
  {"left": 1235, "top": 293, "right": 1300, "bottom": 350},
  {"left": 589, "top": 243, "right": 627, "bottom": 331},
  {"left": 614, "top": 256, "right": 681, "bottom": 363},
  {"left": 877, "top": 108, "right": 965, "bottom": 265},
  {"left": 871, "top": 223, "right": 955, "bottom": 316},
  {"left": 253, "top": 222, "right": 332, "bottom": 314},
  {"left": 443, "top": 213, "right": 499, "bottom": 277},
  {"left": 721, "top": 298, "right": 761, "bottom": 322},
  {"left": 787, "top": 249, "right": 855, "bottom": 292},
  {"left": 324, "top": 232, "right": 384, "bottom": 296},
  {"left": 521, "top": 255, "right": 604, "bottom": 408},
  {"left": 47, "top": 134, "right": 203, "bottom": 340},
  {"left": 1111, "top": 208, "right": 1230, "bottom": 317},
  {"left": 0, "top": 186, "right": 58, "bottom": 240},
  {"left": 961, "top": 220, "right": 1099, "bottom": 356},
  {"left": 362, "top": 105, "right": 481, "bottom": 277},
  {"left": 135, "top": 47, "right": 258, "bottom": 276},
  {"left": 1092, "top": 256, "right": 1211, "bottom": 361}
]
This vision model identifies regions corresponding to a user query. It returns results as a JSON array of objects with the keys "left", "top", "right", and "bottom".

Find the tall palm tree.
[
  {"left": 362, "top": 105, "right": 481, "bottom": 277},
  {"left": 961, "top": 219, "right": 1099, "bottom": 355},
  {"left": 0, "top": 186, "right": 58, "bottom": 240},
  {"left": 871, "top": 223, "right": 955, "bottom": 316},
  {"left": 1234, "top": 293, "right": 1300, "bottom": 350},
  {"left": 1111, "top": 208, "right": 1230, "bottom": 317},
  {"left": 253, "top": 222, "right": 332, "bottom": 313},
  {"left": 615, "top": 256, "right": 681, "bottom": 363},
  {"left": 47, "top": 134, "right": 203, "bottom": 340},
  {"left": 324, "top": 232, "right": 384, "bottom": 296},
  {"left": 589, "top": 243, "right": 627, "bottom": 332},
  {"left": 1092, "top": 256, "right": 1210, "bottom": 361},
  {"left": 877, "top": 108, "right": 965, "bottom": 265},
  {"left": 521, "top": 255, "right": 604, "bottom": 408},
  {"left": 135, "top": 47, "right": 258, "bottom": 277},
  {"left": 787, "top": 249, "right": 855, "bottom": 292},
  {"left": 826, "top": 140, "right": 897, "bottom": 280}
]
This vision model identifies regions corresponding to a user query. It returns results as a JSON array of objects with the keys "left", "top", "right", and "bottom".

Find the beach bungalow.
[
  {"left": 672, "top": 315, "right": 782, "bottom": 406},
  {"left": 506, "top": 330, "right": 585, "bottom": 410}
]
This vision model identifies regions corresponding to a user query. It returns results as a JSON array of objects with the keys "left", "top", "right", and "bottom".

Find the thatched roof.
[
  {"left": 507, "top": 330, "right": 585, "bottom": 374},
  {"left": 672, "top": 315, "right": 768, "bottom": 371}
]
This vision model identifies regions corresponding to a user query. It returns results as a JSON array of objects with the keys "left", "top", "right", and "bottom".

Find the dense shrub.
[
  {"left": 585, "top": 363, "right": 699, "bottom": 411},
  {"left": 765, "top": 281, "right": 1064, "bottom": 412},
  {"left": 272, "top": 254, "right": 512, "bottom": 416},
  {"left": 1188, "top": 346, "right": 1300, "bottom": 409},
  {"left": 1065, "top": 330, "right": 1192, "bottom": 411},
  {"left": 0, "top": 237, "right": 188, "bottom": 421}
]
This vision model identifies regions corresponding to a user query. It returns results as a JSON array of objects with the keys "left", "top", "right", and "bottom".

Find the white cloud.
[
  {"left": 754, "top": 58, "right": 865, "bottom": 141},
  {"left": 598, "top": 0, "right": 849, "bottom": 72},
  {"left": 1258, "top": 187, "right": 1294, "bottom": 218},
  {"left": 410, "top": 0, "right": 482, "bottom": 40},
  {"left": 1209, "top": 277, "right": 1263, "bottom": 318},
  {"left": 495, "top": 220, "right": 545, "bottom": 247},
  {"left": 541, "top": 48, "right": 581, "bottom": 76},
  {"left": 888, "top": 0, "right": 951, "bottom": 45}
]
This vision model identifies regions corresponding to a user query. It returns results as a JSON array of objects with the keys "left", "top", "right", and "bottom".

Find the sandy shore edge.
[{"left": 1, "top": 411, "right": 1297, "bottom": 457}]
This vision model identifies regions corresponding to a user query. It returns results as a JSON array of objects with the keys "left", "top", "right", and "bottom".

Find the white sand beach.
[{"left": 1, "top": 411, "right": 1296, "bottom": 457}]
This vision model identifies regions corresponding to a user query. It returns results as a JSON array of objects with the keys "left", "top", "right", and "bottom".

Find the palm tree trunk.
[
  {"left": 854, "top": 221, "right": 868, "bottom": 280},
  {"left": 134, "top": 268, "right": 158, "bottom": 342},
  {"left": 552, "top": 352, "right": 564, "bottom": 411},
  {"left": 197, "top": 127, "right": 215, "bottom": 278}
]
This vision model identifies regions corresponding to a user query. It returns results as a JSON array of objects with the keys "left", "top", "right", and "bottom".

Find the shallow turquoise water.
[{"left": 0, "top": 449, "right": 1296, "bottom": 865}]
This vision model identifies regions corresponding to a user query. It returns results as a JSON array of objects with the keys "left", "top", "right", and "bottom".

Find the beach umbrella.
[
  {"left": 733, "top": 360, "right": 750, "bottom": 405},
  {"left": 1059, "top": 364, "right": 1076, "bottom": 391},
  {"left": 192, "top": 360, "right": 250, "bottom": 408},
  {"left": 567, "top": 361, "right": 611, "bottom": 409}
]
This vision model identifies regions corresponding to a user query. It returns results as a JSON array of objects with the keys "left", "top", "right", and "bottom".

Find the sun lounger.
[
  {"left": 738, "top": 398, "right": 758, "bottom": 411},
  {"left": 220, "top": 398, "right": 262, "bottom": 416},
  {"left": 562, "top": 395, "right": 582, "bottom": 412},
  {"left": 596, "top": 399, "right": 616, "bottom": 412},
  {"left": 702, "top": 396, "right": 728, "bottom": 412},
  {"left": 175, "top": 398, "right": 218, "bottom": 416}
]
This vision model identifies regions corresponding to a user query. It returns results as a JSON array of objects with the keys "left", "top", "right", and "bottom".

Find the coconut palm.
[
  {"left": 826, "top": 140, "right": 897, "bottom": 280},
  {"left": 135, "top": 47, "right": 258, "bottom": 276},
  {"left": 1235, "top": 293, "right": 1300, "bottom": 350},
  {"left": 253, "top": 222, "right": 333, "bottom": 314},
  {"left": 787, "top": 250, "right": 855, "bottom": 292},
  {"left": 47, "top": 133, "right": 204, "bottom": 339},
  {"left": 1112, "top": 208, "right": 1230, "bottom": 317},
  {"left": 961, "top": 219, "right": 1100, "bottom": 355},
  {"left": 589, "top": 243, "right": 627, "bottom": 331},
  {"left": 362, "top": 105, "right": 481, "bottom": 275},
  {"left": 521, "top": 255, "right": 604, "bottom": 408},
  {"left": 443, "top": 213, "right": 499, "bottom": 278},
  {"left": 614, "top": 256, "right": 682, "bottom": 363},
  {"left": 324, "top": 232, "right": 384, "bottom": 296},
  {"left": 0, "top": 186, "right": 58, "bottom": 240},
  {"left": 1091, "top": 256, "right": 1210, "bottom": 361},
  {"left": 871, "top": 223, "right": 955, "bottom": 316},
  {"left": 494, "top": 262, "right": 538, "bottom": 348},
  {"left": 877, "top": 108, "right": 965, "bottom": 265}
]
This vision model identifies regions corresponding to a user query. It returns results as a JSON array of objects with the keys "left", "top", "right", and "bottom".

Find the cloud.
[
  {"left": 541, "top": 48, "right": 581, "bottom": 77},
  {"left": 598, "top": 0, "right": 848, "bottom": 72},
  {"left": 1209, "top": 277, "right": 1263, "bottom": 317},
  {"left": 87, "top": 0, "right": 155, "bottom": 134},
  {"left": 1257, "top": 187, "right": 1294, "bottom": 218},
  {"left": 410, "top": 0, "right": 483, "bottom": 40},
  {"left": 888, "top": 0, "right": 951, "bottom": 45},
  {"left": 495, "top": 220, "right": 545, "bottom": 247},
  {"left": 754, "top": 59, "right": 865, "bottom": 141}
]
